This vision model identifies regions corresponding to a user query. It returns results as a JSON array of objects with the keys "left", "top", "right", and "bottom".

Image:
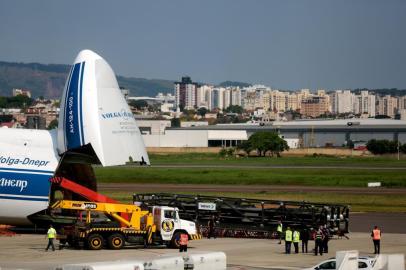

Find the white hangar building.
[{"left": 137, "top": 119, "right": 406, "bottom": 148}]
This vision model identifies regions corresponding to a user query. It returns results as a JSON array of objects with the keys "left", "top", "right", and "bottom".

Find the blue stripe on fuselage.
[
  {"left": 0, "top": 195, "right": 48, "bottom": 202},
  {"left": 79, "top": 62, "right": 85, "bottom": 145},
  {"left": 63, "top": 65, "right": 74, "bottom": 150},
  {"left": 65, "top": 62, "right": 83, "bottom": 150},
  {"left": 0, "top": 167, "right": 54, "bottom": 174},
  {"left": 0, "top": 171, "right": 51, "bottom": 197}
]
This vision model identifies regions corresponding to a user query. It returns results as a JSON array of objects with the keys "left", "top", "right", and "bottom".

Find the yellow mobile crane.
[
  {"left": 51, "top": 199, "right": 201, "bottom": 250},
  {"left": 51, "top": 200, "right": 156, "bottom": 250}
]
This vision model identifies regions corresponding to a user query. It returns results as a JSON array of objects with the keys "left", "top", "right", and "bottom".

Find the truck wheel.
[
  {"left": 170, "top": 232, "right": 181, "bottom": 249},
  {"left": 87, "top": 234, "right": 104, "bottom": 250},
  {"left": 107, "top": 233, "right": 125, "bottom": 250}
]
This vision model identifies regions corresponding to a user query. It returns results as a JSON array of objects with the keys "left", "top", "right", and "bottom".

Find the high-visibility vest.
[
  {"left": 277, "top": 224, "right": 283, "bottom": 233},
  {"left": 47, "top": 228, "right": 56, "bottom": 239},
  {"left": 372, "top": 229, "right": 381, "bottom": 240},
  {"left": 293, "top": 231, "right": 300, "bottom": 243},
  {"left": 180, "top": 234, "right": 188, "bottom": 245},
  {"left": 285, "top": 230, "right": 292, "bottom": 241},
  {"left": 315, "top": 230, "right": 323, "bottom": 240}
]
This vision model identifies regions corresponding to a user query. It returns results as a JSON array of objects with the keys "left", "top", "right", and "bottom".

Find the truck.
[
  {"left": 133, "top": 193, "right": 350, "bottom": 239},
  {"left": 51, "top": 199, "right": 201, "bottom": 250}
]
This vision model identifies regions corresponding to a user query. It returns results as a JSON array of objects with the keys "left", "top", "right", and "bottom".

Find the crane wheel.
[
  {"left": 107, "top": 233, "right": 125, "bottom": 250},
  {"left": 87, "top": 234, "right": 104, "bottom": 250}
]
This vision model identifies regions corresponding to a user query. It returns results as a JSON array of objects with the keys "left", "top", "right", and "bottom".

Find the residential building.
[
  {"left": 377, "top": 95, "right": 397, "bottom": 118},
  {"left": 330, "top": 90, "right": 354, "bottom": 114},
  {"left": 301, "top": 96, "right": 329, "bottom": 118},
  {"left": 12, "top": 88, "right": 31, "bottom": 98},
  {"left": 211, "top": 88, "right": 225, "bottom": 110},
  {"left": 196, "top": 85, "right": 213, "bottom": 109},
  {"left": 230, "top": 87, "right": 242, "bottom": 107},
  {"left": 353, "top": 91, "right": 376, "bottom": 117},
  {"left": 271, "top": 90, "right": 287, "bottom": 112},
  {"left": 174, "top": 76, "right": 198, "bottom": 110}
]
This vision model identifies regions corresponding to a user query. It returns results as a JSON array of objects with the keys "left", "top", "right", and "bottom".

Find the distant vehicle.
[
  {"left": 353, "top": 141, "right": 368, "bottom": 151},
  {"left": 302, "top": 256, "right": 375, "bottom": 270}
]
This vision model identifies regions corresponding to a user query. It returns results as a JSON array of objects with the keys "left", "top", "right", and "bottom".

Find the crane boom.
[{"left": 51, "top": 200, "right": 154, "bottom": 231}]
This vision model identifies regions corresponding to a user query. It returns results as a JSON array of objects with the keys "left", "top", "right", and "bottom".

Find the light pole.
[{"left": 398, "top": 140, "right": 400, "bottom": 161}]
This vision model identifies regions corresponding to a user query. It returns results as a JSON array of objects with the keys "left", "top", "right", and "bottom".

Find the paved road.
[
  {"left": 99, "top": 183, "right": 406, "bottom": 195},
  {"left": 1, "top": 233, "right": 405, "bottom": 270},
  {"left": 351, "top": 212, "right": 406, "bottom": 234},
  {"left": 150, "top": 164, "right": 406, "bottom": 170}
]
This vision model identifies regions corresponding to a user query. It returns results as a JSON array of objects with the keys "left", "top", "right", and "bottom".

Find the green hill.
[{"left": 0, "top": 61, "right": 174, "bottom": 98}]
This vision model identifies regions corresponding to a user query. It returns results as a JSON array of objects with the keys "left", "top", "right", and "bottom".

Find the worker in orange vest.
[
  {"left": 179, "top": 233, "right": 189, "bottom": 252},
  {"left": 371, "top": 225, "right": 381, "bottom": 254}
]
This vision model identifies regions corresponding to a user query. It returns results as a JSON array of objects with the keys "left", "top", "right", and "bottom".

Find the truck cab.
[{"left": 151, "top": 206, "right": 200, "bottom": 248}]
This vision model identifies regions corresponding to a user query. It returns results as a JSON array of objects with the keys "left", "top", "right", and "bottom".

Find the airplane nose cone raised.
[{"left": 74, "top": 49, "right": 103, "bottom": 64}]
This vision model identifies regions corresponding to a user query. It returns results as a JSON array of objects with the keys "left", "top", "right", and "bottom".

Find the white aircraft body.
[{"left": 0, "top": 50, "right": 149, "bottom": 225}]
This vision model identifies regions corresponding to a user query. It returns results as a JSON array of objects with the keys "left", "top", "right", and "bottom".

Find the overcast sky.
[{"left": 0, "top": 0, "right": 405, "bottom": 90}]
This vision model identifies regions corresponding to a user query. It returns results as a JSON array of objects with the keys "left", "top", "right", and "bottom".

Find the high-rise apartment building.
[
  {"left": 241, "top": 85, "right": 270, "bottom": 111},
  {"left": 301, "top": 96, "right": 329, "bottom": 118},
  {"left": 223, "top": 88, "right": 231, "bottom": 109},
  {"left": 330, "top": 90, "right": 354, "bottom": 114},
  {"left": 230, "top": 87, "right": 242, "bottom": 107},
  {"left": 377, "top": 95, "right": 398, "bottom": 118},
  {"left": 174, "top": 76, "right": 198, "bottom": 110},
  {"left": 271, "top": 90, "right": 287, "bottom": 112},
  {"left": 398, "top": 96, "right": 406, "bottom": 111},
  {"left": 196, "top": 85, "right": 213, "bottom": 109},
  {"left": 211, "top": 88, "right": 225, "bottom": 110},
  {"left": 353, "top": 91, "right": 375, "bottom": 117},
  {"left": 285, "top": 93, "right": 299, "bottom": 111}
]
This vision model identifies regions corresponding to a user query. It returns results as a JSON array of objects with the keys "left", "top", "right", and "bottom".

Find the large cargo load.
[{"left": 133, "top": 193, "right": 350, "bottom": 238}]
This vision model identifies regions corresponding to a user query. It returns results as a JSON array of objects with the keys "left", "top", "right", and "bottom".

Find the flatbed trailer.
[{"left": 133, "top": 193, "right": 350, "bottom": 239}]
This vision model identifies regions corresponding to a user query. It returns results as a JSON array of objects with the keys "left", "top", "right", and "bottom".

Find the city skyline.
[{"left": 0, "top": 1, "right": 405, "bottom": 90}]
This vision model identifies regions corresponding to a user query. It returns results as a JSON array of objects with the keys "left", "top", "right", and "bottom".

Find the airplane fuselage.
[{"left": 0, "top": 128, "right": 59, "bottom": 225}]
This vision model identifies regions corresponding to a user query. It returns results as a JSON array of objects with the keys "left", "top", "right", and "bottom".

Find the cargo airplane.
[{"left": 0, "top": 50, "right": 149, "bottom": 225}]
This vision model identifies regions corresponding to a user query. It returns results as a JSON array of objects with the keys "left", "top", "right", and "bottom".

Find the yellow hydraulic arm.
[{"left": 51, "top": 200, "right": 155, "bottom": 231}]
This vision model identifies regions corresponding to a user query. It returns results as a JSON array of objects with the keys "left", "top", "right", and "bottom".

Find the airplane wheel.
[
  {"left": 107, "top": 233, "right": 125, "bottom": 250},
  {"left": 87, "top": 234, "right": 104, "bottom": 250}
]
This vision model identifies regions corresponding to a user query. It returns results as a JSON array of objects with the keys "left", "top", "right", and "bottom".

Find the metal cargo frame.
[{"left": 133, "top": 193, "right": 350, "bottom": 239}]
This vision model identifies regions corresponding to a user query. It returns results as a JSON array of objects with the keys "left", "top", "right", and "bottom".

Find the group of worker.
[
  {"left": 277, "top": 221, "right": 382, "bottom": 256},
  {"left": 44, "top": 221, "right": 382, "bottom": 255}
]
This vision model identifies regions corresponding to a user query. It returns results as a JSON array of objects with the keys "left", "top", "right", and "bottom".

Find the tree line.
[
  {"left": 0, "top": 95, "right": 33, "bottom": 108},
  {"left": 366, "top": 139, "right": 406, "bottom": 155}
]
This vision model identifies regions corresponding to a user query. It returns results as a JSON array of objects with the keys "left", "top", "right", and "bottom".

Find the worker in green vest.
[
  {"left": 285, "top": 226, "right": 292, "bottom": 254},
  {"left": 277, "top": 221, "right": 283, "bottom": 244},
  {"left": 45, "top": 224, "right": 57, "bottom": 251},
  {"left": 293, "top": 228, "right": 300, "bottom": 254}
]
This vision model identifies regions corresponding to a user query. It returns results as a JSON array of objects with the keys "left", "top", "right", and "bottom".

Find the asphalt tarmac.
[{"left": 0, "top": 232, "right": 405, "bottom": 270}]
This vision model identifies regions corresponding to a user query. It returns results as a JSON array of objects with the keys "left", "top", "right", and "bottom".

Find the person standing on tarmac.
[
  {"left": 371, "top": 225, "right": 381, "bottom": 254},
  {"left": 207, "top": 215, "right": 216, "bottom": 239},
  {"left": 293, "top": 228, "right": 300, "bottom": 254},
  {"left": 301, "top": 228, "right": 310, "bottom": 253},
  {"left": 179, "top": 233, "right": 188, "bottom": 252},
  {"left": 285, "top": 226, "right": 292, "bottom": 254},
  {"left": 45, "top": 224, "right": 57, "bottom": 252},
  {"left": 322, "top": 224, "right": 330, "bottom": 253},
  {"left": 314, "top": 226, "right": 324, "bottom": 256},
  {"left": 277, "top": 221, "right": 283, "bottom": 244}
]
